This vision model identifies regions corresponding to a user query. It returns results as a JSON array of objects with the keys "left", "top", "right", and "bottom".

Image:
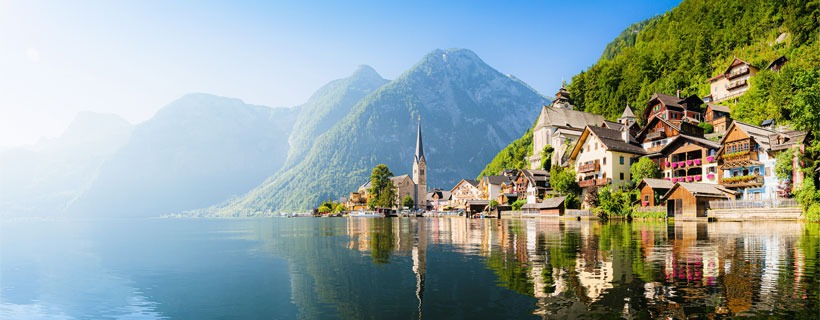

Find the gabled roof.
[
  {"left": 570, "top": 126, "right": 647, "bottom": 160},
  {"left": 483, "top": 175, "right": 512, "bottom": 186},
  {"left": 519, "top": 169, "right": 550, "bottom": 186},
  {"left": 769, "top": 130, "right": 808, "bottom": 151},
  {"left": 427, "top": 189, "right": 452, "bottom": 201},
  {"left": 657, "top": 134, "right": 721, "bottom": 154},
  {"left": 767, "top": 55, "right": 788, "bottom": 70},
  {"left": 706, "top": 104, "right": 731, "bottom": 114},
  {"left": 621, "top": 104, "right": 636, "bottom": 119},
  {"left": 661, "top": 182, "right": 737, "bottom": 201},
  {"left": 535, "top": 105, "right": 605, "bottom": 131},
  {"left": 522, "top": 196, "right": 566, "bottom": 210},
  {"left": 602, "top": 120, "right": 624, "bottom": 131},
  {"left": 719, "top": 121, "right": 777, "bottom": 150},
  {"left": 391, "top": 174, "right": 412, "bottom": 183},
  {"left": 450, "top": 179, "right": 480, "bottom": 193},
  {"left": 636, "top": 178, "right": 674, "bottom": 191},
  {"left": 722, "top": 57, "right": 757, "bottom": 75}
]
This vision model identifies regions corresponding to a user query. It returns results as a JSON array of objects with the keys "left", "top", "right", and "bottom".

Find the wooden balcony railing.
[
  {"left": 726, "top": 79, "right": 748, "bottom": 90},
  {"left": 579, "top": 178, "right": 610, "bottom": 188},
  {"left": 646, "top": 131, "right": 666, "bottom": 141},
  {"left": 578, "top": 163, "right": 600, "bottom": 173},
  {"left": 726, "top": 67, "right": 750, "bottom": 80},
  {"left": 720, "top": 151, "right": 759, "bottom": 168},
  {"left": 721, "top": 174, "right": 764, "bottom": 188}
]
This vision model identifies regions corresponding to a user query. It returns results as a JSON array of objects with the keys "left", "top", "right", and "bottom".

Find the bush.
[
  {"left": 511, "top": 199, "right": 527, "bottom": 211},
  {"left": 632, "top": 210, "right": 666, "bottom": 219},
  {"left": 806, "top": 203, "right": 820, "bottom": 222}
]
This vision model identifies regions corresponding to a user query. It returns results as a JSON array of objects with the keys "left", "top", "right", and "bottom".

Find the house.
[
  {"left": 661, "top": 182, "right": 737, "bottom": 218},
  {"left": 530, "top": 86, "right": 605, "bottom": 169},
  {"left": 636, "top": 178, "right": 673, "bottom": 207},
  {"left": 715, "top": 121, "right": 807, "bottom": 201},
  {"left": 515, "top": 169, "right": 550, "bottom": 204},
  {"left": 703, "top": 104, "right": 732, "bottom": 134},
  {"left": 346, "top": 181, "right": 374, "bottom": 211},
  {"left": 569, "top": 126, "right": 646, "bottom": 207},
  {"left": 426, "top": 189, "right": 452, "bottom": 211},
  {"left": 654, "top": 134, "right": 722, "bottom": 184},
  {"left": 767, "top": 55, "right": 788, "bottom": 72},
  {"left": 707, "top": 57, "right": 758, "bottom": 103},
  {"left": 477, "top": 175, "right": 512, "bottom": 202},
  {"left": 635, "top": 115, "right": 705, "bottom": 154},
  {"left": 642, "top": 92, "right": 704, "bottom": 124},
  {"left": 521, "top": 196, "right": 566, "bottom": 216},
  {"left": 449, "top": 179, "right": 483, "bottom": 209}
]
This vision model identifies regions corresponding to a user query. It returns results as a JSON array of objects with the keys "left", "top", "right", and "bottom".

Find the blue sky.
[{"left": 0, "top": 0, "right": 680, "bottom": 147}]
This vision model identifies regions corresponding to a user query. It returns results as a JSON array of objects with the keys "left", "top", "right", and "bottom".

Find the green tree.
[
  {"left": 401, "top": 195, "right": 415, "bottom": 209},
  {"left": 775, "top": 148, "right": 797, "bottom": 181},
  {"left": 488, "top": 199, "right": 499, "bottom": 211},
  {"left": 511, "top": 199, "right": 526, "bottom": 211},
  {"left": 368, "top": 164, "right": 396, "bottom": 209},
  {"left": 540, "top": 145, "right": 554, "bottom": 171},
  {"left": 550, "top": 165, "right": 581, "bottom": 209},
  {"left": 630, "top": 157, "right": 661, "bottom": 185},
  {"left": 698, "top": 122, "right": 714, "bottom": 134}
]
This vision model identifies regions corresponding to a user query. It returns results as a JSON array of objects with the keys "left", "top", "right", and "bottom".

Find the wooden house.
[
  {"left": 521, "top": 196, "right": 566, "bottom": 216},
  {"left": 636, "top": 178, "right": 673, "bottom": 207},
  {"left": 642, "top": 93, "right": 704, "bottom": 124},
  {"left": 703, "top": 104, "right": 732, "bottom": 133},
  {"left": 661, "top": 182, "right": 737, "bottom": 218}
]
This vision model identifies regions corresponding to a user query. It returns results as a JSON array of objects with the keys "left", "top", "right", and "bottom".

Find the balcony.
[
  {"left": 726, "top": 79, "right": 748, "bottom": 90},
  {"left": 721, "top": 151, "right": 760, "bottom": 168},
  {"left": 726, "top": 67, "right": 750, "bottom": 80},
  {"left": 721, "top": 174, "right": 764, "bottom": 188},
  {"left": 578, "top": 163, "right": 600, "bottom": 173},
  {"left": 646, "top": 131, "right": 666, "bottom": 141},
  {"left": 579, "top": 178, "right": 610, "bottom": 188}
]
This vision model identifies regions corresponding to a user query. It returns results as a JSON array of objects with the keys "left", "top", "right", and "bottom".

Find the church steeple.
[{"left": 413, "top": 116, "right": 427, "bottom": 210}]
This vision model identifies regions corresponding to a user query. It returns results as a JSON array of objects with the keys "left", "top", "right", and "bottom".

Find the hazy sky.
[{"left": 1, "top": 0, "right": 680, "bottom": 148}]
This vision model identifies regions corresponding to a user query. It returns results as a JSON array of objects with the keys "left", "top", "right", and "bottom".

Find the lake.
[{"left": 1, "top": 217, "right": 818, "bottom": 319}]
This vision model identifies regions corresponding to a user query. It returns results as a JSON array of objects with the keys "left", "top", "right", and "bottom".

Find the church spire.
[{"left": 415, "top": 115, "right": 425, "bottom": 162}]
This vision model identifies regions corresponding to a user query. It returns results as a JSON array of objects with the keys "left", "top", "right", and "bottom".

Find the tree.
[
  {"left": 540, "top": 145, "right": 554, "bottom": 171},
  {"left": 368, "top": 164, "right": 396, "bottom": 209},
  {"left": 698, "top": 122, "right": 714, "bottom": 134},
  {"left": 402, "top": 195, "right": 415, "bottom": 209},
  {"left": 630, "top": 157, "right": 661, "bottom": 185},
  {"left": 550, "top": 165, "right": 581, "bottom": 208},
  {"left": 488, "top": 199, "right": 499, "bottom": 211},
  {"left": 511, "top": 199, "right": 526, "bottom": 211}
]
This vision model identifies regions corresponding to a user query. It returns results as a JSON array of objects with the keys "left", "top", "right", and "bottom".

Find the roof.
[
  {"left": 520, "top": 169, "right": 550, "bottom": 185},
  {"left": 602, "top": 120, "right": 624, "bottom": 131},
  {"left": 535, "top": 105, "right": 605, "bottom": 131},
  {"left": 415, "top": 118, "right": 425, "bottom": 162},
  {"left": 483, "top": 175, "right": 512, "bottom": 186},
  {"left": 621, "top": 104, "right": 635, "bottom": 119},
  {"left": 661, "top": 182, "right": 737, "bottom": 200},
  {"left": 391, "top": 174, "right": 412, "bottom": 182},
  {"left": 636, "top": 178, "right": 674, "bottom": 190},
  {"left": 769, "top": 130, "right": 808, "bottom": 151},
  {"left": 587, "top": 126, "right": 647, "bottom": 155},
  {"left": 657, "top": 134, "right": 721, "bottom": 154},
  {"left": 707, "top": 104, "right": 731, "bottom": 113},
  {"left": 723, "top": 121, "right": 777, "bottom": 150},
  {"left": 427, "top": 189, "right": 452, "bottom": 201},
  {"left": 522, "top": 196, "right": 566, "bottom": 210},
  {"left": 767, "top": 55, "right": 788, "bottom": 70}
]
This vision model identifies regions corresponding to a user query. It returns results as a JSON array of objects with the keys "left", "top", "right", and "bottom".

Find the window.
[
  {"left": 708, "top": 167, "right": 716, "bottom": 173},
  {"left": 753, "top": 167, "right": 760, "bottom": 175},
  {"left": 595, "top": 143, "right": 598, "bottom": 150},
  {"left": 644, "top": 195, "right": 649, "bottom": 201},
  {"left": 620, "top": 172, "right": 624, "bottom": 180},
  {"left": 603, "top": 157, "right": 607, "bottom": 165},
  {"left": 587, "top": 145, "right": 590, "bottom": 152},
  {"left": 619, "top": 156, "right": 624, "bottom": 165}
]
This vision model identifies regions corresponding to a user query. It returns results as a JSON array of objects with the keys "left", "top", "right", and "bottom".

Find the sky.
[{"left": 0, "top": 0, "right": 681, "bottom": 148}]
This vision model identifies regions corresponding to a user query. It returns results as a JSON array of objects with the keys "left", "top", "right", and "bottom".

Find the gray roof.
[
  {"left": 535, "top": 105, "right": 605, "bottom": 131},
  {"left": 463, "top": 179, "right": 479, "bottom": 187},
  {"left": 638, "top": 178, "right": 674, "bottom": 190},
  {"left": 415, "top": 118, "right": 425, "bottom": 162},
  {"left": 727, "top": 121, "right": 777, "bottom": 150},
  {"left": 769, "top": 130, "right": 808, "bottom": 151},
  {"left": 662, "top": 182, "right": 737, "bottom": 200},
  {"left": 484, "top": 175, "right": 512, "bottom": 186},
  {"left": 621, "top": 104, "right": 635, "bottom": 118},
  {"left": 427, "top": 189, "right": 452, "bottom": 201},
  {"left": 707, "top": 104, "right": 731, "bottom": 113},
  {"left": 391, "top": 174, "right": 411, "bottom": 182},
  {"left": 522, "top": 196, "right": 566, "bottom": 209},
  {"left": 588, "top": 126, "right": 647, "bottom": 155},
  {"left": 602, "top": 120, "right": 624, "bottom": 131}
]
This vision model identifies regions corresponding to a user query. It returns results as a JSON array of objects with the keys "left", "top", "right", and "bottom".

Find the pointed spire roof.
[
  {"left": 415, "top": 116, "right": 425, "bottom": 162},
  {"left": 620, "top": 104, "right": 635, "bottom": 119}
]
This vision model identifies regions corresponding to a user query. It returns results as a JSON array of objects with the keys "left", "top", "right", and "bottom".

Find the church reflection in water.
[{"left": 342, "top": 217, "right": 817, "bottom": 319}]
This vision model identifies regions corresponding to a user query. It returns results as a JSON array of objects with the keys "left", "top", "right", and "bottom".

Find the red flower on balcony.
[
  {"left": 686, "top": 160, "right": 693, "bottom": 166},
  {"left": 695, "top": 175, "right": 702, "bottom": 181},
  {"left": 694, "top": 159, "right": 701, "bottom": 165},
  {"left": 707, "top": 173, "right": 715, "bottom": 179},
  {"left": 664, "top": 161, "right": 671, "bottom": 167},
  {"left": 671, "top": 163, "right": 678, "bottom": 169},
  {"left": 686, "top": 176, "right": 693, "bottom": 182},
  {"left": 707, "top": 156, "right": 715, "bottom": 163}
]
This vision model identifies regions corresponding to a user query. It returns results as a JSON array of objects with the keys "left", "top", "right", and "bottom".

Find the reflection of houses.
[
  {"left": 706, "top": 57, "right": 758, "bottom": 103},
  {"left": 569, "top": 126, "right": 646, "bottom": 205},
  {"left": 716, "top": 121, "right": 806, "bottom": 200},
  {"left": 661, "top": 182, "right": 737, "bottom": 218},
  {"left": 449, "top": 179, "right": 482, "bottom": 209},
  {"left": 529, "top": 86, "right": 605, "bottom": 169},
  {"left": 636, "top": 178, "right": 673, "bottom": 207}
]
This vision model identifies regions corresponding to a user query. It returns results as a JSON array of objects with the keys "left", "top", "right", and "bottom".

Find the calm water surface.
[{"left": 1, "top": 217, "right": 819, "bottom": 319}]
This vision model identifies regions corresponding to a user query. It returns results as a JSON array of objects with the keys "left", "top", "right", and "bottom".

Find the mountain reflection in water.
[{"left": 1, "top": 218, "right": 818, "bottom": 319}]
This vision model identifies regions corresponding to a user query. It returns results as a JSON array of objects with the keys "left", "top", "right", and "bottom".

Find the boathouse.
[
  {"left": 521, "top": 196, "right": 566, "bottom": 216},
  {"left": 636, "top": 178, "right": 673, "bottom": 207},
  {"left": 661, "top": 182, "right": 737, "bottom": 218}
]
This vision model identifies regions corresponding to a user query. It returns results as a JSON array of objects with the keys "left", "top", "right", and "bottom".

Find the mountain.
[
  {"left": 0, "top": 112, "right": 133, "bottom": 216},
  {"left": 285, "top": 65, "right": 388, "bottom": 168},
  {"left": 68, "top": 94, "right": 298, "bottom": 217},
  {"left": 204, "top": 48, "right": 548, "bottom": 215}
]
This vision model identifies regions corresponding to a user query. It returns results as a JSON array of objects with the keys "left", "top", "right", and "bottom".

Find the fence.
[
  {"left": 708, "top": 199, "right": 799, "bottom": 209},
  {"left": 633, "top": 206, "right": 666, "bottom": 213}
]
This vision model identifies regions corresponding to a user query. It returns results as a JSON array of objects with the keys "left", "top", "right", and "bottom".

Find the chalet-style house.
[
  {"left": 513, "top": 169, "right": 550, "bottom": 204},
  {"left": 636, "top": 115, "right": 705, "bottom": 155},
  {"left": 661, "top": 182, "right": 737, "bottom": 218},
  {"left": 642, "top": 92, "right": 704, "bottom": 124},
  {"left": 426, "top": 189, "right": 452, "bottom": 211},
  {"left": 636, "top": 178, "right": 673, "bottom": 207},
  {"left": 530, "top": 86, "right": 605, "bottom": 169},
  {"left": 706, "top": 57, "right": 758, "bottom": 103},
  {"left": 656, "top": 134, "right": 721, "bottom": 184},
  {"left": 569, "top": 126, "right": 646, "bottom": 205},
  {"left": 703, "top": 103, "right": 732, "bottom": 134},
  {"left": 477, "top": 175, "right": 512, "bottom": 203},
  {"left": 449, "top": 179, "right": 483, "bottom": 209},
  {"left": 716, "top": 121, "right": 807, "bottom": 201}
]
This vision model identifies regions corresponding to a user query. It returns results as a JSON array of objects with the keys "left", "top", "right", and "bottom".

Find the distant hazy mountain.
[
  {"left": 0, "top": 112, "right": 132, "bottom": 216},
  {"left": 206, "top": 48, "right": 548, "bottom": 214},
  {"left": 68, "top": 94, "right": 298, "bottom": 217},
  {"left": 285, "top": 65, "right": 388, "bottom": 169}
]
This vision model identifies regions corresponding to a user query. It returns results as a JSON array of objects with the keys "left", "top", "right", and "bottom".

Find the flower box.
[
  {"left": 678, "top": 161, "right": 686, "bottom": 167},
  {"left": 671, "top": 178, "right": 678, "bottom": 183},
  {"left": 642, "top": 201, "right": 649, "bottom": 206},
  {"left": 707, "top": 173, "right": 715, "bottom": 179},
  {"left": 671, "top": 163, "right": 678, "bottom": 169},
  {"left": 695, "top": 175, "right": 702, "bottom": 181},
  {"left": 694, "top": 159, "right": 701, "bottom": 165},
  {"left": 707, "top": 156, "right": 715, "bottom": 163},
  {"left": 686, "top": 176, "right": 693, "bottom": 182},
  {"left": 664, "top": 161, "right": 670, "bottom": 167},
  {"left": 686, "top": 160, "right": 693, "bottom": 166},
  {"left": 665, "top": 177, "right": 671, "bottom": 181}
]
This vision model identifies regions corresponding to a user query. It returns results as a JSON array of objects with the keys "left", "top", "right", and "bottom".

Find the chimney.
[
  {"left": 621, "top": 126, "right": 630, "bottom": 143},
  {"left": 676, "top": 89, "right": 681, "bottom": 98}
]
